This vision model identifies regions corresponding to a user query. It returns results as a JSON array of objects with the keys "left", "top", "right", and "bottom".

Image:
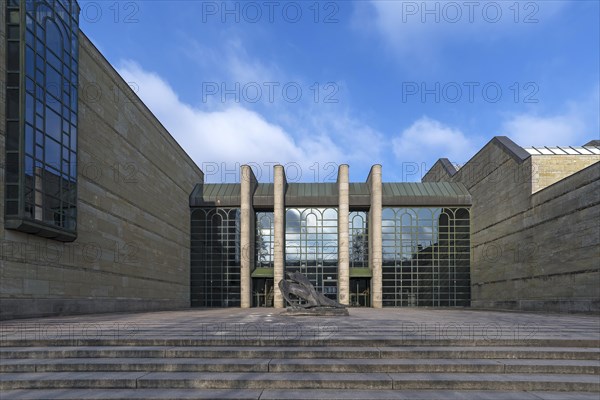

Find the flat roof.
[{"left": 190, "top": 182, "right": 471, "bottom": 207}]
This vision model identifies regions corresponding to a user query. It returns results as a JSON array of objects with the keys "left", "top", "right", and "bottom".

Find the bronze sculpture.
[{"left": 278, "top": 272, "right": 348, "bottom": 315}]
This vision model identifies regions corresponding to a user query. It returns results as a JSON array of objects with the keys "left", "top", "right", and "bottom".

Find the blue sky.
[{"left": 79, "top": 0, "right": 600, "bottom": 182}]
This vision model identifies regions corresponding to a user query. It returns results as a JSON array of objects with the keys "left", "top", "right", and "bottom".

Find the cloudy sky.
[{"left": 80, "top": 0, "right": 599, "bottom": 182}]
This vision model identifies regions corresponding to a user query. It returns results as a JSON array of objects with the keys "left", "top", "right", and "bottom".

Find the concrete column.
[
  {"left": 240, "top": 165, "right": 257, "bottom": 308},
  {"left": 337, "top": 164, "right": 350, "bottom": 305},
  {"left": 367, "top": 165, "right": 383, "bottom": 308},
  {"left": 273, "top": 165, "right": 287, "bottom": 308}
]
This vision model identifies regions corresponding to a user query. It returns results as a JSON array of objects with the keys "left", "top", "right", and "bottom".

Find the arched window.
[
  {"left": 285, "top": 207, "right": 339, "bottom": 300},
  {"left": 4, "top": 0, "right": 80, "bottom": 240},
  {"left": 382, "top": 207, "right": 471, "bottom": 307},
  {"left": 191, "top": 208, "right": 241, "bottom": 307}
]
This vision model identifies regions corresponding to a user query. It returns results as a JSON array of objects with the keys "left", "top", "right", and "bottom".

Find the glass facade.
[
  {"left": 4, "top": 0, "right": 79, "bottom": 240},
  {"left": 285, "top": 208, "right": 338, "bottom": 300},
  {"left": 190, "top": 187, "right": 471, "bottom": 308},
  {"left": 382, "top": 207, "right": 470, "bottom": 307},
  {"left": 255, "top": 211, "right": 274, "bottom": 268},
  {"left": 349, "top": 211, "right": 368, "bottom": 268},
  {"left": 191, "top": 208, "right": 241, "bottom": 307}
]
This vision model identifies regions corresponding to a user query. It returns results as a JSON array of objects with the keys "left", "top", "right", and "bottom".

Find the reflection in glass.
[
  {"left": 191, "top": 208, "right": 241, "bottom": 307},
  {"left": 349, "top": 211, "right": 368, "bottom": 268},
  {"left": 382, "top": 207, "right": 470, "bottom": 307},
  {"left": 255, "top": 212, "right": 274, "bottom": 268},
  {"left": 285, "top": 208, "right": 339, "bottom": 300},
  {"left": 4, "top": 0, "right": 79, "bottom": 234}
]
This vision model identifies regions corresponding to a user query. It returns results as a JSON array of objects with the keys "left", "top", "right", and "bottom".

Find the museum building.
[
  {"left": 190, "top": 166, "right": 471, "bottom": 309},
  {"left": 1, "top": 0, "right": 598, "bottom": 319}
]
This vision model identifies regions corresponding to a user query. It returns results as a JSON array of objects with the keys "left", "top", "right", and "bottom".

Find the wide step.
[
  {"left": 2, "top": 346, "right": 599, "bottom": 360},
  {"left": 2, "top": 389, "right": 600, "bottom": 400},
  {"left": 1, "top": 357, "right": 598, "bottom": 374},
  {"left": 1, "top": 372, "right": 599, "bottom": 391}
]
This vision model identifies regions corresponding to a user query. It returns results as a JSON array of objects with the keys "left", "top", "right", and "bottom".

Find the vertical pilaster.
[
  {"left": 273, "top": 165, "right": 287, "bottom": 308},
  {"left": 240, "top": 165, "right": 257, "bottom": 308},
  {"left": 368, "top": 165, "right": 383, "bottom": 308},
  {"left": 337, "top": 164, "right": 350, "bottom": 305}
]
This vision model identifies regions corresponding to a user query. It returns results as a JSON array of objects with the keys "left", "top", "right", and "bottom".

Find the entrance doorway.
[
  {"left": 350, "top": 278, "right": 370, "bottom": 307},
  {"left": 252, "top": 278, "right": 274, "bottom": 307}
]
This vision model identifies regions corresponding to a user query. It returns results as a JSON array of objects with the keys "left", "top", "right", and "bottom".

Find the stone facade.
[
  {"left": 423, "top": 137, "right": 600, "bottom": 313},
  {"left": 0, "top": 26, "right": 204, "bottom": 319}
]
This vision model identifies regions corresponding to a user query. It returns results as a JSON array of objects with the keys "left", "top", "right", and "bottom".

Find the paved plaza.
[{"left": 1, "top": 308, "right": 599, "bottom": 344}]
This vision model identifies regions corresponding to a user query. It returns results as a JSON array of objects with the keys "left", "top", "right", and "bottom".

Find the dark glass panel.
[
  {"left": 35, "top": 37, "right": 44, "bottom": 54},
  {"left": 45, "top": 106, "right": 62, "bottom": 141},
  {"left": 26, "top": 93, "right": 34, "bottom": 124},
  {"left": 36, "top": 129, "right": 44, "bottom": 145},
  {"left": 6, "top": 201, "right": 19, "bottom": 215},
  {"left": 6, "top": 153, "right": 20, "bottom": 183},
  {"left": 35, "top": 85, "right": 44, "bottom": 102},
  {"left": 25, "top": 124, "right": 34, "bottom": 155},
  {"left": 6, "top": 184, "right": 19, "bottom": 199},
  {"left": 46, "top": 65, "right": 62, "bottom": 98},
  {"left": 25, "top": 156, "right": 34, "bottom": 176},
  {"left": 46, "top": 48, "right": 61, "bottom": 69},
  {"left": 8, "top": 25, "right": 20, "bottom": 40},
  {"left": 35, "top": 68, "right": 44, "bottom": 85},
  {"left": 8, "top": 72, "right": 21, "bottom": 87},
  {"left": 6, "top": 122, "right": 20, "bottom": 151},
  {"left": 7, "top": 88, "right": 20, "bottom": 119},
  {"left": 44, "top": 138, "right": 62, "bottom": 170},
  {"left": 26, "top": 29, "right": 34, "bottom": 46},
  {"left": 69, "top": 151, "right": 76, "bottom": 176},
  {"left": 45, "top": 19, "right": 63, "bottom": 55}
]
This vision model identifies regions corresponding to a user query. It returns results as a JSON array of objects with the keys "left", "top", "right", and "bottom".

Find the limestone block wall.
[
  {"left": 531, "top": 155, "right": 599, "bottom": 193},
  {"left": 424, "top": 137, "right": 600, "bottom": 312},
  {"left": 0, "top": 28, "right": 204, "bottom": 319}
]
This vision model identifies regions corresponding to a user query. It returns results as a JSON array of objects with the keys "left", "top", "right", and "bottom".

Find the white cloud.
[
  {"left": 117, "top": 61, "right": 383, "bottom": 182},
  {"left": 392, "top": 117, "right": 478, "bottom": 163},
  {"left": 500, "top": 113, "right": 585, "bottom": 147},
  {"left": 500, "top": 88, "right": 599, "bottom": 147},
  {"left": 357, "top": 1, "right": 568, "bottom": 60},
  {"left": 118, "top": 61, "right": 310, "bottom": 163}
]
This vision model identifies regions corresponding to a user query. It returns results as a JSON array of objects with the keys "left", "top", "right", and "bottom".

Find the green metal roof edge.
[
  {"left": 350, "top": 267, "right": 372, "bottom": 277},
  {"left": 251, "top": 267, "right": 274, "bottom": 278}
]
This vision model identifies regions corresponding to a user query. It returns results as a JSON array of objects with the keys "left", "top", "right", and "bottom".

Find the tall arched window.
[
  {"left": 191, "top": 208, "right": 241, "bottom": 307},
  {"left": 382, "top": 207, "right": 471, "bottom": 307},
  {"left": 255, "top": 211, "right": 274, "bottom": 268},
  {"left": 4, "top": 0, "right": 80, "bottom": 241},
  {"left": 285, "top": 207, "right": 339, "bottom": 300},
  {"left": 349, "top": 211, "right": 368, "bottom": 268}
]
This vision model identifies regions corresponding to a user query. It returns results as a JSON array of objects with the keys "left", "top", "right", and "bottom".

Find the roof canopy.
[{"left": 190, "top": 181, "right": 471, "bottom": 207}]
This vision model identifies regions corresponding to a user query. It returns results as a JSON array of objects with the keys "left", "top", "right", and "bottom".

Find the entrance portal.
[
  {"left": 252, "top": 278, "right": 274, "bottom": 307},
  {"left": 350, "top": 278, "right": 370, "bottom": 307}
]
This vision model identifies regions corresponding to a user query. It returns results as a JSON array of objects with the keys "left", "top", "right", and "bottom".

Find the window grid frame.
[
  {"left": 381, "top": 207, "right": 471, "bottom": 307},
  {"left": 4, "top": 0, "right": 79, "bottom": 240},
  {"left": 285, "top": 207, "right": 339, "bottom": 300},
  {"left": 191, "top": 208, "right": 241, "bottom": 308}
]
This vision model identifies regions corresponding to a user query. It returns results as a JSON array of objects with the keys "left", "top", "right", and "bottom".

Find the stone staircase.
[{"left": 1, "top": 338, "right": 599, "bottom": 399}]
